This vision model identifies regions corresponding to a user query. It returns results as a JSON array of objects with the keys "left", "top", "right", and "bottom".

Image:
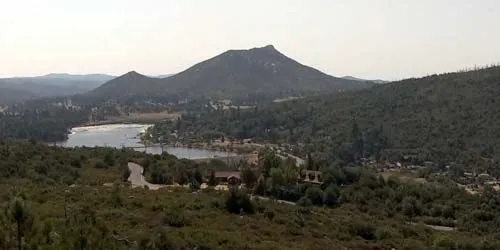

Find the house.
[
  {"left": 215, "top": 172, "right": 241, "bottom": 185},
  {"left": 478, "top": 173, "right": 492, "bottom": 182},
  {"left": 464, "top": 172, "right": 474, "bottom": 178},
  {"left": 298, "top": 170, "right": 323, "bottom": 185},
  {"left": 219, "top": 99, "right": 232, "bottom": 105},
  {"left": 242, "top": 138, "right": 253, "bottom": 144}
]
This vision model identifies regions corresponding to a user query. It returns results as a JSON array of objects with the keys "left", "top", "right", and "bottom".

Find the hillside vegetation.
[
  {"left": 0, "top": 106, "right": 90, "bottom": 142},
  {"left": 148, "top": 66, "right": 500, "bottom": 173},
  {"left": 0, "top": 141, "right": 500, "bottom": 249},
  {"left": 0, "top": 88, "right": 36, "bottom": 104}
]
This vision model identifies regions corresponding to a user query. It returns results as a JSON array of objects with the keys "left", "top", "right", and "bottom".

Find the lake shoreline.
[{"left": 58, "top": 124, "right": 236, "bottom": 160}]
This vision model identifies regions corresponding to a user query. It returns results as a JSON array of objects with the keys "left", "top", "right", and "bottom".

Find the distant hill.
[
  {"left": 40, "top": 73, "right": 115, "bottom": 83},
  {"left": 88, "top": 71, "right": 162, "bottom": 99},
  {"left": 153, "top": 74, "right": 175, "bottom": 78},
  {"left": 342, "top": 76, "right": 389, "bottom": 84},
  {"left": 90, "top": 45, "right": 373, "bottom": 101},
  {"left": 0, "top": 73, "right": 115, "bottom": 103}
]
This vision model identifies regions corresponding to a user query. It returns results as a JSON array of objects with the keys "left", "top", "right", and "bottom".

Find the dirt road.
[{"left": 127, "top": 162, "right": 163, "bottom": 190}]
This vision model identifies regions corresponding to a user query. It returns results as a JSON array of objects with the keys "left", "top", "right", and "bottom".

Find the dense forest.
[
  {"left": 0, "top": 107, "right": 89, "bottom": 142},
  {"left": 0, "top": 141, "right": 499, "bottom": 249},
  {"left": 148, "top": 66, "right": 500, "bottom": 173}
]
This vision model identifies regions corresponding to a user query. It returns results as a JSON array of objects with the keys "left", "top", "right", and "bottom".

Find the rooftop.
[{"left": 215, "top": 171, "right": 241, "bottom": 179}]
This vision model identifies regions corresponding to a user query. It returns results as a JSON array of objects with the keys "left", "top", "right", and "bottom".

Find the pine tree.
[
  {"left": 351, "top": 121, "right": 364, "bottom": 162},
  {"left": 306, "top": 153, "right": 315, "bottom": 170},
  {"left": 208, "top": 170, "right": 217, "bottom": 186},
  {"left": 9, "top": 197, "right": 31, "bottom": 250}
]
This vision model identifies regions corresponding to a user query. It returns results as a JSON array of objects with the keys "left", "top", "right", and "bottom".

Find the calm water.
[{"left": 58, "top": 124, "right": 234, "bottom": 159}]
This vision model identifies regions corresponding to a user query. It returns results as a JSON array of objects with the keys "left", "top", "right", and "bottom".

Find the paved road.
[
  {"left": 249, "top": 143, "right": 304, "bottom": 167},
  {"left": 408, "top": 222, "right": 456, "bottom": 231},
  {"left": 251, "top": 195, "right": 296, "bottom": 206},
  {"left": 127, "top": 162, "right": 163, "bottom": 190}
]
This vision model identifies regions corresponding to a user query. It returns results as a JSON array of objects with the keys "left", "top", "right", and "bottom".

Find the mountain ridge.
[
  {"left": 342, "top": 76, "right": 389, "bottom": 84},
  {"left": 90, "top": 45, "right": 373, "bottom": 101},
  {"left": 0, "top": 73, "right": 117, "bottom": 104}
]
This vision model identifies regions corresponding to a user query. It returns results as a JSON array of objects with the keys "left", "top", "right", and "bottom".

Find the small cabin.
[
  {"left": 298, "top": 170, "right": 323, "bottom": 185},
  {"left": 215, "top": 171, "right": 242, "bottom": 185}
]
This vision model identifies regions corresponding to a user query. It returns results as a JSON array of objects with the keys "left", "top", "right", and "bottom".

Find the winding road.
[
  {"left": 249, "top": 143, "right": 304, "bottom": 167},
  {"left": 127, "top": 162, "right": 163, "bottom": 190},
  {"left": 126, "top": 162, "right": 296, "bottom": 205}
]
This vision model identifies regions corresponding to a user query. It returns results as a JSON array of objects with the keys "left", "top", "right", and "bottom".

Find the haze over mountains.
[
  {"left": 0, "top": 45, "right": 382, "bottom": 105},
  {"left": 89, "top": 45, "right": 374, "bottom": 101},
  {"left": 341, "top": 76, "right": 389, "bottom": 84},
  {"left": 0, "top": 73, "right": 115, "bottom": 104}
]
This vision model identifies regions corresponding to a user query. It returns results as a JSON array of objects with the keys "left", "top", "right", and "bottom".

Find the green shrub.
[
  {"left": 323, "top": 185, "right": 339, "bottom": 207},
  {"left": 433, "top": 235, "right": 455, "bottom": 249},
  {"left": 297, "top": 196, "right": 312, "bottom": 207},
  {"left": 225, "top": 188, "right": 254, "bottom": 214},
  {"left": 164, "top": 209, "right": 191, "bottom": 227},
  {"left": 122, "top": 167, "right": 131, "bottom": 182},
  {"left": 264, "top": 209, "right": 275, "bottom": 220},
  {"left": 350, "top": 221, "right": 375, "bottom": 240},
  {"left": 305, "top": 187, "right": 323, "bottom": 205},
  {"left": 70, "top": 158, "right": 82, "bottom": 168},
  {"left": 94, "top": 160, "right": 107, "bottom": 169},
  {"left": 374, "top": 226, "right": 401, "bottom": 241},
  {"left": 210, "top": 199, "right": 222, "bottom": 209},
  {"left": 140, "top": 229, "right": 181, "bottom": 250}
]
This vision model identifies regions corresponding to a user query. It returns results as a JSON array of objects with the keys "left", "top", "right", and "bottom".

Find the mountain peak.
[
  {"left": 89, "top": 45, "right": 373, "bottom": 100},
  {"left": 250, "top": 44, "right": 277, "bottom": 52},
  {"left": 125, "top": 71, "right": 140, "bottom": 76},
  {"left": 224, "top": 45, "right": 279, "bottom": 55},
  {"left": 262, "top": 44, "right": 275, "bottom": 50},
  {"left": 89, "top": 70, "right": 161, "bottom": 98},
  {"left": 118, "top": 71, "right": 149, "bottom": 80}
]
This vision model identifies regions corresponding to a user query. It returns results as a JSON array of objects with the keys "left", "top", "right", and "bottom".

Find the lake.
[{"left": 58, "top": 124, "right": 234, "bottom": 159}]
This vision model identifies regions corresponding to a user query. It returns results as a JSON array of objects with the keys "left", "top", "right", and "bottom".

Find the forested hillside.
[
  {"left": 148, "top": 66, "right": 500, "bottom": 172},
  {"left": 0, "top": 88, "right": 35, "bottom": 104},
  {"left": 0, "top": 107, "right": 90, "bottom": 142}
]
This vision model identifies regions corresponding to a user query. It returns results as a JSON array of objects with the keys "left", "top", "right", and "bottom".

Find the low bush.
[
  {"left": 164, "top": 209, "right": 191, "bottom": 228},
  {"left": 225, "top": 188, "right": 254, "bottom": 214}
]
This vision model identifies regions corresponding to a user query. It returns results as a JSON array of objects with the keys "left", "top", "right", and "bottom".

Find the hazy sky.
[{"left": 1, "top": 0, "right": 499, "bottom": 80}]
